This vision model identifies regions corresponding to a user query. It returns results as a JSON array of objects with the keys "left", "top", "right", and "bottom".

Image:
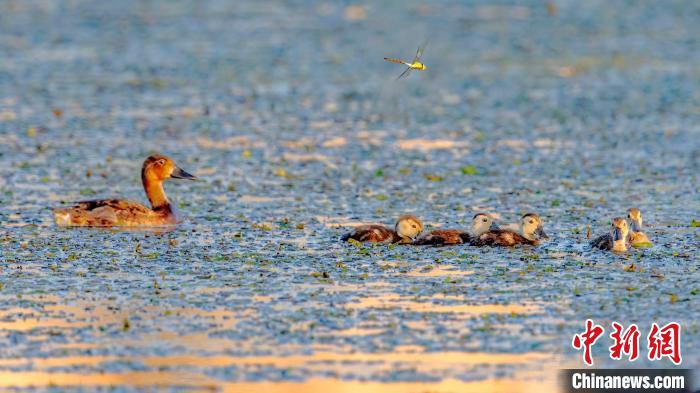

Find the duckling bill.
[
  {"left": 341, "top": 215, "right": 423, "bottom": 244},
  {"left": 471, "top": 213, "right": 548, "bottom": 247},
  {"left": 53, "top": 155, "right": 196, "bottom": 227},
  {"left": 412, "top": 213, "right": 498, "bottom": 246}
]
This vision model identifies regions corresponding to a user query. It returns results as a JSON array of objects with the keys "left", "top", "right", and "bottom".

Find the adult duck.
[{"left": 53, "top": 155, "right": 197, "bottom": 227}]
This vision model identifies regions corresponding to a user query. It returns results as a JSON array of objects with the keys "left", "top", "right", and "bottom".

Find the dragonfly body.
[
  {"left": 383, "top": 58, "right": 427, "bottom": 71},
  {"left": 383, "top": 43, "right": 428, "bottom": 79}
]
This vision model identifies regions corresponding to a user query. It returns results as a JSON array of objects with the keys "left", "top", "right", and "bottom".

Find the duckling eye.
[
  {"left": 412, "top": 224, "right": 417, "bottom": 229},
  {"left": 157, "top": 159, "right": 166, "bottom": 166},
  {"left": 529, "top": 220, "right": 534, "bottom": 224},
  {"left": 482, "top": 218, "right": 487, "bottom": 223}
]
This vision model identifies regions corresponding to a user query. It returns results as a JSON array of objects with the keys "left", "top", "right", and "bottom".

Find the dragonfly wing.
[
  {"left": 413, "top": 41, "right": 428, "bottom": 62},
  {"left": 397, "top": 66, "right": 412, "bottom": 80}
]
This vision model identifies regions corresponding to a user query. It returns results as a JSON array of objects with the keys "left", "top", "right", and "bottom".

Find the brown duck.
[
  {"left": 590, "top": 217, "right": 630, "bottom": 252},
  {"left": 53, "top": 155, "right": 197, "bottom": 227},
  {"left": 412, "top": 213, "right": 499, "bottom": 246},
  {"left": 471, "top": 213, "right": 548, "bottom": 247},
  {"left": 341, "top": 215, "right": 423, "bottom": 244}
]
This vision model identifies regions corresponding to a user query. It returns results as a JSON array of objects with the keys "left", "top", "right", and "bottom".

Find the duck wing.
[
  {"left": 53, "top": 199, "right": 153, "bottom": 227},
  {"left": 590, "top": 233, "right": 612, "bottom": 250},
  {"left": 341, "top": 225, "right": 395, "bottom": 243}
]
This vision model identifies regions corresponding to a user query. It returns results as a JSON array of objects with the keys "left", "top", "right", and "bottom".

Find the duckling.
[
  {"left": 413, "top": 213, "right": 499, "bottom": 246},
  {"left": 627, "top": 208, "right": 652, "bottom": 247},
  {"left": 471, "top": 213, "right": 548, "bottom": 247},
  {"left": 590, "top": 217, "right": 630, "bottom": 252},
  {"left": 53, "top": 155, "right": 197, "bottom": 227},
  {"left": 341, "top": 215, "right": 423, "bottom": 244}
]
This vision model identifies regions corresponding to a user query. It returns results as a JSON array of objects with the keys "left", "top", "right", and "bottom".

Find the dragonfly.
[{"left": 383, "top": 43, "right": 428, "bottom": 80}]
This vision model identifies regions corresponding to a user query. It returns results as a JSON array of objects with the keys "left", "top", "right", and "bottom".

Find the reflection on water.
[
  {"left": 0, "top": 290, "right": 555, "bottom": 391},
  {"left": 0, "top": 348, "right": 558, "bottom": 392},
  {"left": 405, "top": 265, "right": 475, "bottom": 277},
  {"left": 352, "top": 294, "right": 538, "bottom": 315},
  {"left": 0, "top": 374, "right": 557, "bottom": 392}
]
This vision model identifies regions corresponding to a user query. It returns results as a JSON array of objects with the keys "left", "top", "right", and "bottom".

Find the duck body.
[
  {"left": 470, "top": 213, "right": 547, "bottom": 247},
  {"left": 590, "top": 233, "right": 629, "bottom": 252},
  {"left": 470, "top": 229, "right": 536, "bottom": 247},
  {"left": 53, "top": 199, "right": 178, "bottom": 227},
  {"left": 413, "top": 229, "right": 468, "bottom": 246},
  {"left": 412, "top": 213, "right": 498, "bottom": 246},
  {"left": 628, "top": 231, "right": 652, "bottom": 247},
  {"left": 341, "top": 215, "right": 423, "bottom": 244},
  {"left": 53, "top": 155, "right": 196, "bottom": 227},
  {"left": 341, "top": 225, "right": 404, "bottom": 243}
]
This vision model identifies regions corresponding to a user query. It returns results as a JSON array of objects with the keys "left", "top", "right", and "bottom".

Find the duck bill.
[
  {"left": 630, "top": 220, "right": 642, "bottom": 233},
  {"left": 536, "top": 225, "right": 549, "bottom": 239},
  {"left": 613, "top": 228, "right": 623, "bottom": 241},
  {"left": 171, "top": 166, "right": 197, "bottom": 180},
  {"left": 489, "top": 222, "right": 500, "bottom": 231}
]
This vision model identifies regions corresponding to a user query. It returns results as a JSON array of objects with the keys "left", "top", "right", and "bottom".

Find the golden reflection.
[
  {"left": 0, "top": 303, "right": 243, "bottom": 332},
  {"left": 405, "top": 265, "right": 475, "bottom": 277},
  {"left": 0, "top": 373, "right": 557, "bottom": 393},
  {"left": 351, "top": 294, "right": 538, "bottom": 315},
  {"left": 0, "top": 350, "right": 552, "bottom": 370}
]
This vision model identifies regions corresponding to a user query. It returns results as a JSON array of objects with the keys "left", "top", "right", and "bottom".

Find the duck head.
[
  {"left": 395, "top": 215, "right": 424, "bottom": 242},
  {"left": 472, "top": 213, "right": 499, "bottom": 236},
  {"left": 611, "top": 217, "right": 629, "bottom": 252},
  {"left": 141, "top": 155, "right": 197, "bottom": 209},
  {"left": 521, "top": 213, "right": 548, "bottom": 241},
  {"left": 142, "top": 155, "right": 197, "bottom": 183},
  {"left": 627, "top": 208, "right": 644, "bottom": 233}
]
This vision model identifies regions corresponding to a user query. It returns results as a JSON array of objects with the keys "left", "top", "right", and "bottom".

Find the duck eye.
[
  {"left": 157, "top": 159, "right": 166, "bottom": 166},
  {"left": 482, "top": 218, "right": 487, "bottom": 222},
  {"left": 529, "top": 220, "right": 534, "bottom": 224},
  {"left": 412, "top": 224, "right": 417, "bottom": 228}
]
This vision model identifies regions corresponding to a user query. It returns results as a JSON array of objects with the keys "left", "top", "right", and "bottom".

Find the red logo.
[
  {"left": 648, "top": 322, "right": 682, "bottom": 365},
  {"left": 609, "top": 322, "right": 640, "bottom": 361},
  {"left": 572, "top": 319, "right": 605, "bottom": 366},
  {"left": 572, "top": 320, "right": 681, "bottom": 366}
]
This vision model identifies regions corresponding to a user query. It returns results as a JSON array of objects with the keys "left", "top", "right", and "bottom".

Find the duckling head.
[
  {"left": 627, "top": 208, "right": 643, "bottom": 233},
  {"left": 611, "top": 217, "right": 629, "bottom": 251},
  {"left": 142, "top": 155, "right": 197, "bottom": 183},
  {"left": 472, "top": 213, "right": 499, "bottom": 236},
  {"left": 395, "top": 215, "right": 423, "bottom": 241},
  {"left": 521, "top": 213, "right": 548, "bottom": 241}
]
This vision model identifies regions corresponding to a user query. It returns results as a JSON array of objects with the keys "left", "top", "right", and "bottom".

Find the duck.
[
  {"left": 412, "top": 213, "right": 499, "bottom": 246},
  {"left": 53, "top": 155, "right": 197, "bottom": 227},
  {"left": 590, "top": 217, "right": 629, "bottom": 252},
  {"left": 341, "top": 215, "right": 423, "bottom": 244},
  {"left": 471, "top": 213, "right": 548, "bottom": 247},
  {"left": 626, "top": 208, "right": 652, "bottom": 247}
]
